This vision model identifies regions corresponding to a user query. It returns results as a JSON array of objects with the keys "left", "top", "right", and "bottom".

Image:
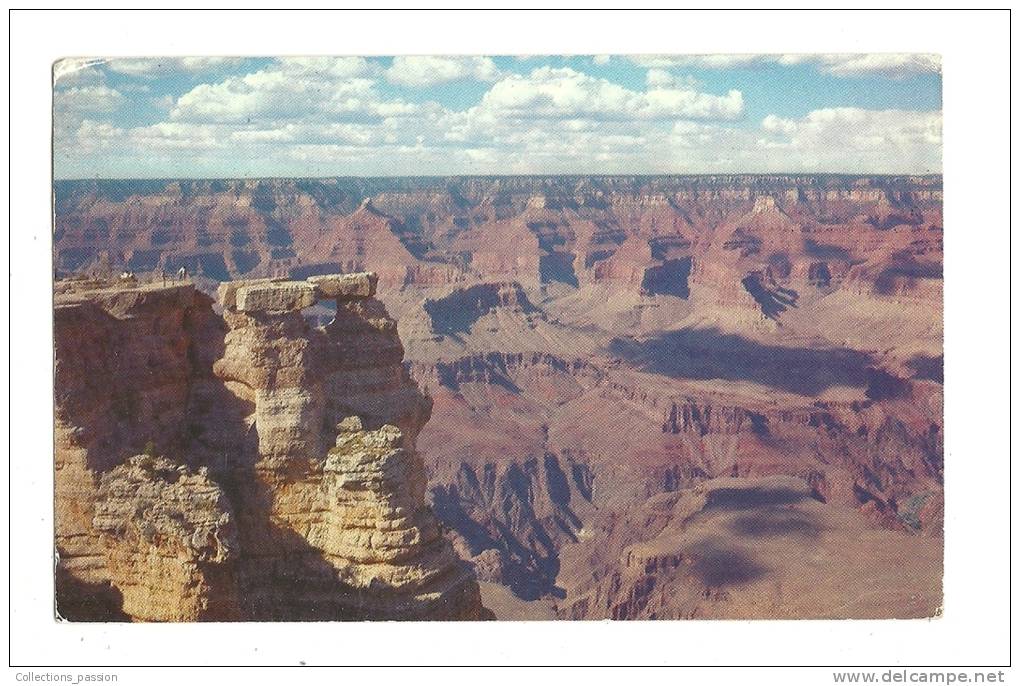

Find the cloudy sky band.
[{"left": 53, "top": 54, "right": 942, "bottom": 178}]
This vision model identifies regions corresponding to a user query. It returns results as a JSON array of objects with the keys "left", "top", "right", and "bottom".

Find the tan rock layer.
[
  {"left": 54, "top": 274, "right": 489, "bottom": 621},
  {"left": 92, "top": 455, "right": 239, "bottom": 621}
]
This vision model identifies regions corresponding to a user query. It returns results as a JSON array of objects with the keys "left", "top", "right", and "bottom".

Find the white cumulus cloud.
[
  {"left": 471, "top": 66, "right": 743, "bottom": 122},
  {"left": 757, "top": 107, "right": 942, "bottom": 172},
  {"left": 54, "top": 85, "right": 125, "bottom": 114},
  {"left": 778, "top": 53, "right": 941, "bottom": 78},
  {"left": 627, "top": 53, "right": 940, "bottom": 78},
  {"left": 385, "top": 56, "right": 501, "bottom": 87},
  {"left": 170, "top": 68, "right": 418, "bottom": 123},
  {"left": 273, "top": 56, "right": 376, "bottom": 78},
  {"left": 628, "top": 54, "right": 765, "bottom": 69},
  {"left": 105, "top": 57, "right": 248, "bottom": 78}
]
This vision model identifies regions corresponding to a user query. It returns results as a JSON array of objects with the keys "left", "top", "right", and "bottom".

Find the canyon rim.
[{"left": 52, "top": 54, "right": 943, "bottom": 621}]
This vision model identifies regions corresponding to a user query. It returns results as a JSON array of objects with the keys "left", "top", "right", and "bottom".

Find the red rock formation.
[{"left": 54, "top": 177, "right": 942, "bottom": 313}]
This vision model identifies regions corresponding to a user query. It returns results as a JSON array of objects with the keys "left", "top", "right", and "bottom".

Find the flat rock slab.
[
  {"left": 235, "top": 281, "right": 316, "bottom": 313},
  {"left": 217, "top": 277, "right": 284, "bottom": 309},
  {"left": 308, "top": 272, "right": 378, "bottom": 299},
  {"left": 54, "top": 283, "right": 196, "bottom": 319}
]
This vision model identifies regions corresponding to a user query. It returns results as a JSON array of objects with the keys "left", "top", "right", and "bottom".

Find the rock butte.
[{"left": 54, "top": 273, "right": 489, "bottom": 621}]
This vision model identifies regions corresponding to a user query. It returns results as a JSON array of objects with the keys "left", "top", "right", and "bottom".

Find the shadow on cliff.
[
  {"left": 540, "top": 252, "right": 579, "bottom": 287},
  {"left": 432, "top": 484, "right": 565, "bottom": 601},
  {"left": 741, "top": 275, "right": 798, "bottom": 320},
  {"left": 430, "top": 454, "right": 583, "bottom": 602},
  {"left": 183, "top": 309, "right": 372, "bottom": 620},
  {"left": 434, "top": 354, "right": 524, "bottom": 395},
  {"left": 55, "top": 557, "right": 130, "bottom": 622},
  {"left": 641, "top": 257, "right": 692, "bottom": 299},
  {"left": 221, "top": 472, "right": 379, "bottom": 621},
  {"left": 873, "top": 250, "right": 942, "bottom": 296},
  {"left": 607, "top": 327, "right": 876, "bottom": 396},
  {"left": 424, "top": 283, "right": 538, "bottom": 337}
]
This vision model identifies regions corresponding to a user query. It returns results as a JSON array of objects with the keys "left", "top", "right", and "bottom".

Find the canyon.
[{"left": 54, "top": 175, "right": 943, "bottom": 620}]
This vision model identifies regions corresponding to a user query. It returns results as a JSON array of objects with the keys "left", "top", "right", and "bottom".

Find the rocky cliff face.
[
  {"left": 91, "top": 455, "right": 240, "bottom": 621},
  {"left": 54, "top": 273, "right": 488, "bottom": 621}
]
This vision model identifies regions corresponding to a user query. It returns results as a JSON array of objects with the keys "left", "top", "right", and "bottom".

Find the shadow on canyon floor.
[
  {"left": 728, "top": 508, "right": 823, "bottom": 539},
  {"left": 704, "top": 484, "right": 819, "bottom": 511},
  {"left": 908, "top": 354, "right": 944, "bottom": 383},
  {"left": 685, "top": 539, "right": 768, "bottom": 587},
  {"left": 607, "top": 327, "right": 876, "bottom": 396}
]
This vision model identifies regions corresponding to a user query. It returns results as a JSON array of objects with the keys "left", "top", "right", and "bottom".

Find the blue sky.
[{"left": 53, "top": 54, "right": 942, "bottom": 178}]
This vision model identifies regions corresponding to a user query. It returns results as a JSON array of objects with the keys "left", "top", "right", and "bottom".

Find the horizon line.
[{"left": 53, "top": 172, "right": 945, "bottom": 182}]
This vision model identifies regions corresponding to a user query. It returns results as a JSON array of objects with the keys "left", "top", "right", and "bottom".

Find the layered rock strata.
[
  {"left": 92, "top": 455, "right": 239, "bottom": 621},
  {"left": 54, "top": 273, "right": 487, "bottom": 621},
  {"left": 52, "top": 176, "right": 942, "bottom": 308},
  {"left": 313, "top": 419, "right": 484, "bottom": 618}
]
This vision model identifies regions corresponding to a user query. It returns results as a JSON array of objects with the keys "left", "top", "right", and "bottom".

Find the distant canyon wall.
[{"left": 53, "top": 176, "right": 942, "bottom": 303}]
